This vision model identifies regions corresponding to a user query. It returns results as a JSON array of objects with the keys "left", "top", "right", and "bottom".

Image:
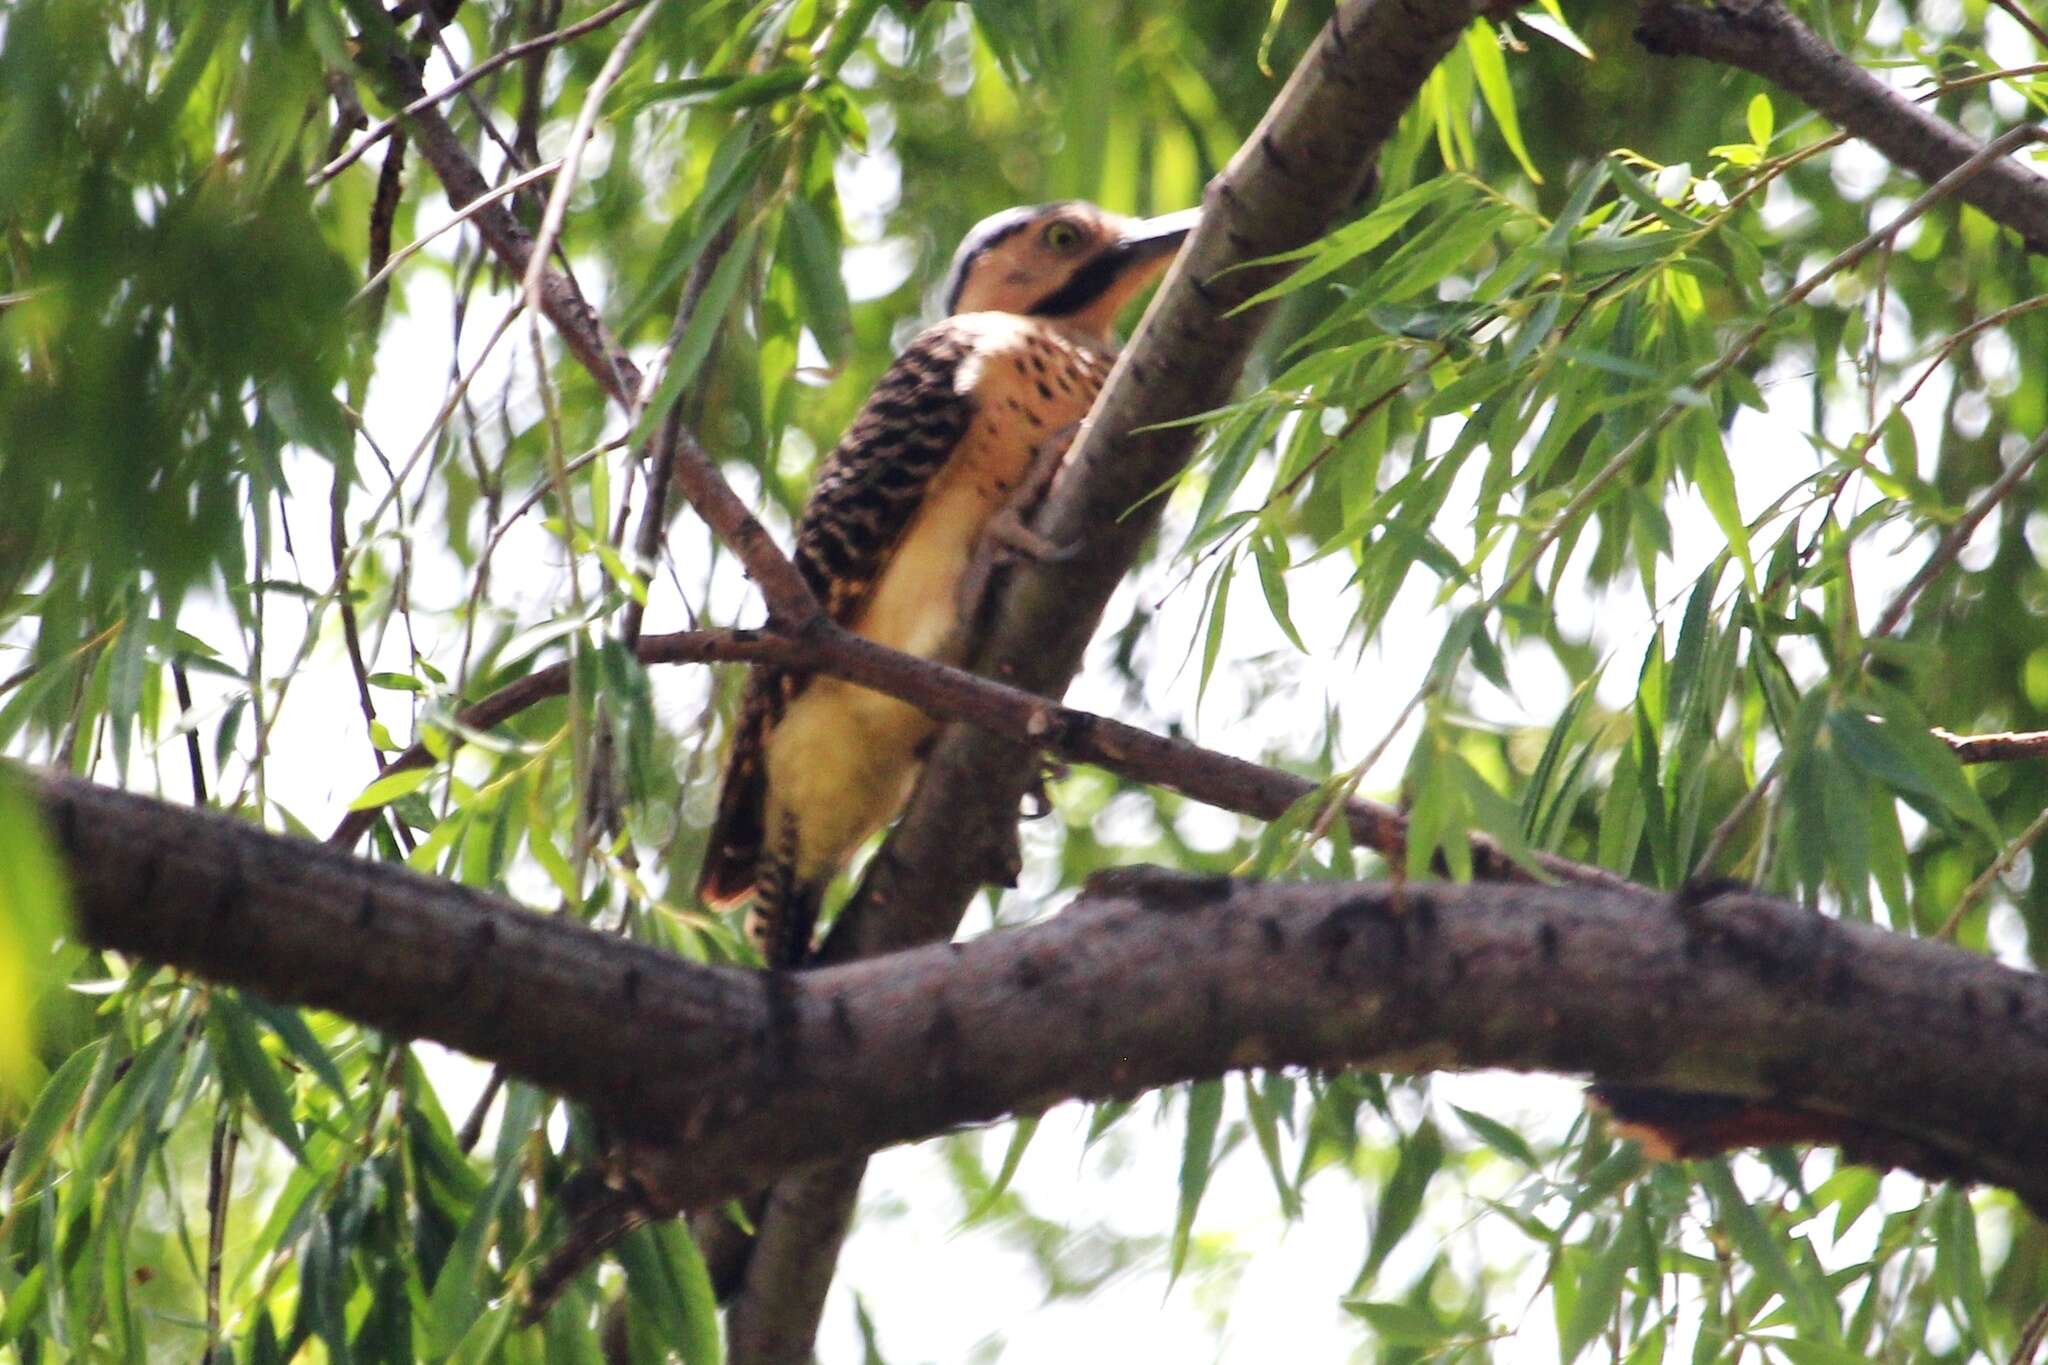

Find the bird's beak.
[{"left": 1116, "top": 208, "right": 1200, "bottom": 261}]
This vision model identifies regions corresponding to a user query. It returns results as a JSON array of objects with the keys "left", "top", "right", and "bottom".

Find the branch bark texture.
[
  {"left": 40, "top": 771, "right": 2048, "bottom": 1216},
  {"left": 1636, "top": 0, "right": 2048, "bottom": 251}
]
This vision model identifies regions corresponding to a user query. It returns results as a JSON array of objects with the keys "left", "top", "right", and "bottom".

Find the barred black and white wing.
[{"left": 696, "top": 323, "right": 978, "bottom": 924}]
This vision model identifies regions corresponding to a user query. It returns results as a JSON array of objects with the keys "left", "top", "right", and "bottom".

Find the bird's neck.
[{"left": 1032, "top": 316, "right": 1119, "bottom": 354}]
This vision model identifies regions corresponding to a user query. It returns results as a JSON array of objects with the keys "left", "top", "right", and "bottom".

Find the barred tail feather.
[
  {"left": 746, "top": 821, "right": 825, "bottom": 968},
  {"left": 698, "top": 711, "right": 770, "bottom": 909}
]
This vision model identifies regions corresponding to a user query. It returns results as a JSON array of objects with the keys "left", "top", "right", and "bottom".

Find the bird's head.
[{"left": 941, "top": 201, "right": 1198, "bottom": 340}]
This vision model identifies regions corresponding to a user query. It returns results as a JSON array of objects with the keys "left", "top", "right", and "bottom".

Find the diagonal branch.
[
  {"left": 1635, "top": 0, "right": 2048, "bottom": 251},
  {"left": 41, "top": 770, "right": 2048, "bottom": 1221},
  {"left": 387, "top": 71, "right": 818, "bottom": 627},
  {"left": 312, "top": 0, "right": 658, "bottom": 186},
  {"left": 326, "top": 623, "right": 1624, "bottom": 887}
]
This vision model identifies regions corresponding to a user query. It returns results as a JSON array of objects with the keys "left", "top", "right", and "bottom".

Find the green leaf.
[
  {"left": 1084, "top": 1099, "right": 1134, "bottom": 1147},
  {"left": 1609, "top": 161, "right": 1707, "bottom": 230},
  {"left": 655, "top": 1220, "right": 724, "bottom": 1365},
  {"left": 1252, "top": 536, "right": 1306, "bottom": 652},
  {"left": 1703, "top": 1162, "right": 1822, "bottom": 1337},
  {"left": 238, "top": 997, "right": 352, "bottom": 1111},
  {"left": 1366, "top": 203, "right": 1516, "bottom": 303},
  {"left": 107, "top": 604, "right": 149, "bottom": 780},
  {"left": 1168, "top": 1079, "right": 1225, "bottom": 1283},
  {"left": 1559, "top": 1227, "right": 1630, "bottom": 1362},
  {"left": 1687, "top": 421, "right": 1754, "bottom": 589},
  {"left": 631, "top": 222, "right": 762, "bottom": 448},
  {"left": 347, "top": 764, "right": 434, "bottom": 811},
  {"left": 1753, "top": 1338, "right": 1871, "bottom": 1365},
  {"left": 0, "top": 774, "right": 71, "bottom": 1099},
  {"left": 1827, "top": 708, "right": 2000, "bottom": 847},
  {"left": 1243, "top": 1074, "right": 1302, "bottom": 1218},
  {"left": 1466, "top": 21, "right": 1541, "bottom": 183},
  {"left": 207, "top": 993, "right": 306, "bottom": 1160},
  {"left": 1343, "top": 1300, "right": 1454, "bottom": 1345},
  {"left": 1230, "top": 177, "right": 1467, "bottom": 310},
  {"left": 619, "top": 1221, "right": 724, "bottom": 1365},
  {"left": 1357, "top": 1121, "right": 1444, "bottom": 1290},
  {"left": 2, "top": 1038, "right": 101, "bottom": 1196},
  {"left": 1196, "top": 552, "right": 1235, "bottom": 710},
  {"left": 616, "top": 68, "right": 807, "bottom": 118},
  {"left": 1746, "top": 93, "right": 1775, "bottom": 149},
  {"left": 782, "top": 197, "right": 853, "bottom": 367},
  {"left": 1521, "top": 4, "right": 1594, "bottom": 58},
  {"left": 366, "top": 671, "right": 423, "bottom": 692},
  {"left": 1452, "top": 1103, "right": 1539, "bottom": 1167},
  {"left": 443, "top": 1302, "right": 517, "bottom": 1365},
  {"left": 619, "top": 137, "right": 770, "bottom": 330},
  {"left": 76, "top": 1020, "right": 183, "bottom": 1180},
  {"left": 425, "top": 1156, "right": 521, "bottom": 1356},
  {"left": 961, "top": 1114, "right": 1042, "bottom": 1224},
  {"left": 1933, "top": 1188, "right": 1989, "bottom": 1351}
]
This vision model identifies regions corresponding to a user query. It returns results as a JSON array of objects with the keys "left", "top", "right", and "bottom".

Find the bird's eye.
[{"left": 1042, "top": 221, "right": 1083, "bottom": 251}]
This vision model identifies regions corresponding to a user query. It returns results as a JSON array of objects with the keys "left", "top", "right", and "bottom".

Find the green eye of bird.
[{"left": 1043, "top": 221, "right": 1082, "bottom": 250}]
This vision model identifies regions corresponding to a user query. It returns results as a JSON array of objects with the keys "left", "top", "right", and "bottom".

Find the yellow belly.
[
  {"left": 762, "top": 316, "right": 1112, "bottom": 888},
  {"left": 761, "top": 454, "right": 1017, "bottom": 883}
]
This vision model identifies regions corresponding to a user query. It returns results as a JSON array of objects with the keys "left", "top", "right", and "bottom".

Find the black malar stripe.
[{"left": 1023, "top": 247, "right": 1131, "bottom": 319}]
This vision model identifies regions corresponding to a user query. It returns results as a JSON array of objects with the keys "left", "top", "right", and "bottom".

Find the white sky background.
[{"left": 54, "top": 2, "right": 2046, "bottom": 1357}]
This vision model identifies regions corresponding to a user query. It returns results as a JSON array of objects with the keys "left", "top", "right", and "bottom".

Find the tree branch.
[
  {"left": 312, "top": 0, "right": 657, "bottom": 186},
  {"left": 1940, "top": 727, "right": 2048, "bottom": 764},
  {"left": 40, "top": 771, "right": 2048, "bottom": 1220},
  {"left": 1636, "top": 0, "right": 2048, "bottom": 251},
  {"left": 388, "top": 70, "right": 819, "bottom": 627},
  {"left": 328, "top": 623, "right": 1622, "bottom": 887}
]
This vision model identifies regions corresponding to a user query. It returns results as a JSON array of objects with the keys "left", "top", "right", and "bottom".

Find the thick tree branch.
[
  {"left": 39, "top": 771, "right": 2048, "bottom": 1219},
  {"left": 1636, "top": 0, "right": 2048, "bottom": 251}
]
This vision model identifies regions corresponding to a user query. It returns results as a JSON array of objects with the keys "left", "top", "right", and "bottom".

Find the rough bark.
[
  {"left": 38, "top": 770, "right": 2048, "bottom": 1218},
  {"left": 1636, "top": 0, "right": 2048, "bottom": 252}
]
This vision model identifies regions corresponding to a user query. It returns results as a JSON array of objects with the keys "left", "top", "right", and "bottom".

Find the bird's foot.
[{"left": 1022, "top": 757, "right": 1069, "bottom": 819}]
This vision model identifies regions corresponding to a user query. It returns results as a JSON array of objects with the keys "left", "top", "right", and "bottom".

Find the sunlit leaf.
[{"left": 1168, "top": 1079, "right": 1225, "bottom": 1283}]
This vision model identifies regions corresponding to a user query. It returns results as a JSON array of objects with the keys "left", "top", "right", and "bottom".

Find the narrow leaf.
[{"left": 1168, "top": 1079, "right": 1225, "bottom": 1283}]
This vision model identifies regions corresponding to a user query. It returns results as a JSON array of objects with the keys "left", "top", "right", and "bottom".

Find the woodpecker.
[{"left": 697, "top": 200, "right": 1198, "bottom": 966}]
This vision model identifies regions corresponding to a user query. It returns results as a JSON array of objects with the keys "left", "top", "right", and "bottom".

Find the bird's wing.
[{"left": 696, "top": 321, "right": 980, "bottom": 907}]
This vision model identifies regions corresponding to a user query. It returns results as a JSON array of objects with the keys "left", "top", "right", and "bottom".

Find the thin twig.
[
  {"left": 310, "top": 0, "right": 656, "bottom": 186},
  {"left": 1989, "top": 0, "right": 2048, "bottom": 53},
  {"left": 1869, "top": 424, "right": 2048, "bottom": 638},
  {"left": 1940, "top": 728, "right": 2048, "bottom": 764},
  {"left": 229, "top": 300, "right": 528, "bottom": 812},
  {"left": 200, "top": 1106, "right": 238, "bottom": 1364},
  {"left": 519, "top": 0, "right": 664, "bottom": 325},
  {"left": 172, "top": 664, "right": 208, "bottom": 806},
  {"left": 352, "top": 157, "right": 563, "bottom": 304},
  {"left": 1937, "top": 801, "right": 2048, "bottom": 940},
  {"left": 2011, "top": 1299, "right": 2048, "bottom": 1365},
  {"left": 398, "top": 93, "right": 820, "bottom": 625},
  {"left": 456, "top": 1070, "right": 507, "bottom": 1154}
]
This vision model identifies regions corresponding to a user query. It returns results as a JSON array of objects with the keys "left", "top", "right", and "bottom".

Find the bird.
[{"left": 696, "top": 199, "right": 1198, "bottom": 967}]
